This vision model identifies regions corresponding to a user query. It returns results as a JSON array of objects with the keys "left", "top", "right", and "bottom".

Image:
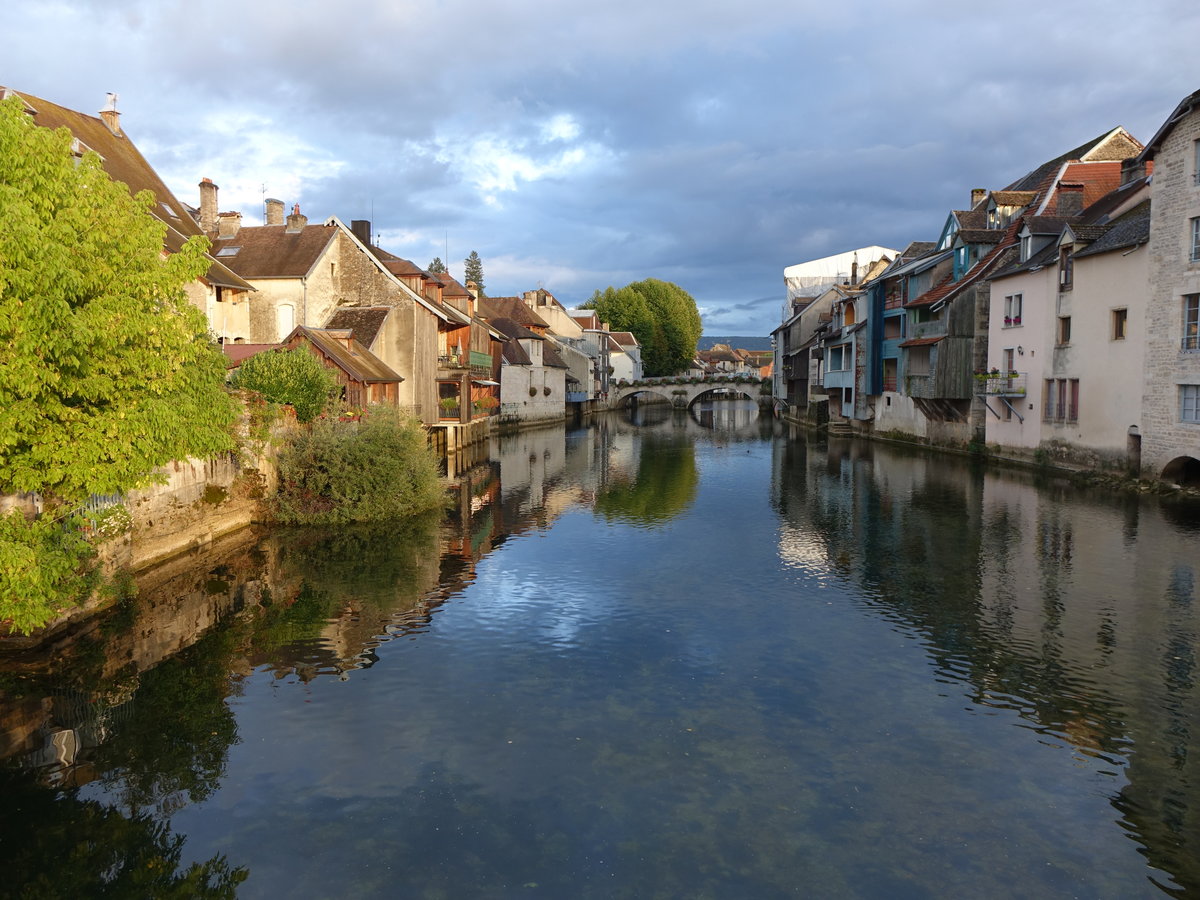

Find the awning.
[
  {"left": 898, "top": 335, "right": 946, "bottom": 348},
  {"left": 472, "top": 379, "right": 500, "bottom": 386}
]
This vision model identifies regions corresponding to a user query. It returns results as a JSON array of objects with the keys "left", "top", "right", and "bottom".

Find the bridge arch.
[
  {"left": 1162, "top": 455, "right": 1200, "bottom": 488},
  {"left": 609, "top": 378, "right": 766, "bottom": 410}
]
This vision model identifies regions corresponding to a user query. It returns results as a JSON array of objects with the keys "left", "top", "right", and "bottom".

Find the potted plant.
[
  {"left": 529, "top": 386, "right": 538, "bottom": 397},
  {"left": 543, "top": 386, "right": 552, "bottom": 396}
]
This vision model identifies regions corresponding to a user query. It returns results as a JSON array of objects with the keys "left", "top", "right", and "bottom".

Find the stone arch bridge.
[{"left": 609, "top": 377, "right": 764, "bottom": 409}]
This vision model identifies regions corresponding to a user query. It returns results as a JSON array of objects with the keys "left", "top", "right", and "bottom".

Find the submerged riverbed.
[{"left": 4, "top": 404, "right": 1200, "bottom": 897}]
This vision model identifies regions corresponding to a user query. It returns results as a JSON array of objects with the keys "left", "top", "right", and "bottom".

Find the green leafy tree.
[
  {"left": 463, "top": 250, "right": 485, "bottom": 296},
  {"left": 586, "top": 278, "right": 702, "bottom": 376},
  {"left": 0, "top": 96, "right": 237, "bottom": 505},
  {"left": 231, "top": 347, "right": 338, "bottom": 423},
  {"left": 427, "top": 257, "right": 447, "bottom": 274}
]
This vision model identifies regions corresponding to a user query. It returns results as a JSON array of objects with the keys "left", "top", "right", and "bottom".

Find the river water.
[{"left": 4, "top": 402, "right": 1200, "bottom": 898}]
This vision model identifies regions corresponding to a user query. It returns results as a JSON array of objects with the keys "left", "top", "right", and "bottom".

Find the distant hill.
[{"left": 697, "top": 335, "right": 772, "bottom": 352}]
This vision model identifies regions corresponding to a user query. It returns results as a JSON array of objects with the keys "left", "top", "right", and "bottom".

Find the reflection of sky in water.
[{"left": 9, "top": 417, "right": 1200, "bottom": 898}]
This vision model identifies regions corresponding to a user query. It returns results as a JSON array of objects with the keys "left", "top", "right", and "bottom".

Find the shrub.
[
  {"left": 232, "top": 348, "right": 338, "bottom": 423},
  {"left": 272, "top": 406, "right": 445, "bottom": 525}
]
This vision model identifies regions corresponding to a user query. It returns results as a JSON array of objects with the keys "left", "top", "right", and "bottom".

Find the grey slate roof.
[
  {"left": 325, "top": 307, "right": 390, "bottom": 349},
  {"left": 1076, "top": 201, "right": 1151, "bottom": 258}
]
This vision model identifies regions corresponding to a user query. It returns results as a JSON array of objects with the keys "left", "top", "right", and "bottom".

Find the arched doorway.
[{"left": 1161, "top": 456, "right": 1200, "bottom": 488}]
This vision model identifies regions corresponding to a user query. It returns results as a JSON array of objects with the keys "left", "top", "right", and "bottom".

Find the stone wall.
[{"left": 1143, "top": 104, "right": 1200, "bottom": 478}]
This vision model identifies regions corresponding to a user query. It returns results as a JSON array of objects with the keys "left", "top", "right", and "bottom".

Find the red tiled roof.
[{"left": 222, "top": 343, "right": 282, "bottom": 367}]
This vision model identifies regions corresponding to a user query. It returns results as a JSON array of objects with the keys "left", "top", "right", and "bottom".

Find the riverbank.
[{"left": 782, "top": 411, "right": 1200, "bottom": 500}]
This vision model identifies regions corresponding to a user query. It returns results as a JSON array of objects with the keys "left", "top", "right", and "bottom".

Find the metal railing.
[{"left": 979, "top": 373, "right": 1027, "bottom": 396}]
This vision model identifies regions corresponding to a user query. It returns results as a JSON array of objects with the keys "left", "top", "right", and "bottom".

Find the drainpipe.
[{"left": 301, "top": 276, "right": 308, "bottom": 327}]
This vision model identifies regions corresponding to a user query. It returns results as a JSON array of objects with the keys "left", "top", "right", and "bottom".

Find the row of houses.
[
  {"left": 773, "top": 88, "right": 1200, "bottom": 486},
  {"left": 5, "top": 87, "right": 644, "bottom": 443}
]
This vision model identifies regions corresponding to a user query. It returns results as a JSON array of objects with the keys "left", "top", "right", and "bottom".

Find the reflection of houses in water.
[
  {"left": 769, "top": 432, "right": 1200, "bottom": 894},
  {"left": 0, "top": 527, "right": 275, "bottom": 782}
]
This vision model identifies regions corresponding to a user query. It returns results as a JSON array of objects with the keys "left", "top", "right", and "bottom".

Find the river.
[{"left": 3, "top": 402, "right": 1200, "bottom": 898}]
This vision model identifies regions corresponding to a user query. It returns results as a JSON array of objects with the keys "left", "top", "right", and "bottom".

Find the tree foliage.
[
  {"left": 427, "top": 257, "right": 447, "bottom": 274},
  {"left": 585, "top": 278, "right": 703, "bottom": 376},
  {"left": 463, "top": 250, "right": 485, "bottom": 297},
  {"left": 231, "top": 347, "right": 338, "bottom": 423},
  {"left": 272, "top": 406, "right": 445, "bottom": 525},
  {"left": 0, "top": 510, "right": 97, "bottom": 633},
  {"left": 594, "top": 433, "right": 698, "bottom": 526},
  {"left": 0, "top": 96, "right": 237, "bottom": 505}
]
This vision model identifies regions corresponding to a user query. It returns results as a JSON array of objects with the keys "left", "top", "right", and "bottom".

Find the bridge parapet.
[{"left": 608, "top": 376, "right": 766, "bottom": 409}]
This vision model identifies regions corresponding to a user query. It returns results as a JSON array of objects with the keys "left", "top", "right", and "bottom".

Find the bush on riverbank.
[{"left": 271, "top": 407, "right": 445, "bottom": 525}]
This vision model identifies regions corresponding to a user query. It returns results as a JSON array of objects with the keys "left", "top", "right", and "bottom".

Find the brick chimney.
[
  {"left": 286, "top": 204, "right": 307, "bottom": 233},
  {"left": 99, "top": 92, "right": 121, "bottom": 136},
  {"left": 217, "top": 211, "right": 242, "bottom": 239},
  {"left": 199, "top": 178, "right": 218, "bottom": 234},
  {"left": 350, "top": 220, "right": 371, "bottom": 245},
  {"left": 265, "top": 198, "right": 285, "bottom": 226},
  {"left": 1120, "top": 158, "right": 1147, "bottom": 186},
  {"left": 971, "top": 188, "right": 987, "bottom": 208},
  {"left": 1057, "top": 182, "right": 1085, "bottom": 217}
]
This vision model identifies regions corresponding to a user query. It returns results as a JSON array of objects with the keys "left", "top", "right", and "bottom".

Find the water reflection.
[
  {"left": 3, "top": 419, "right": 1200, "bottom": 896},
  {"left": 772, "top": 434, "right": 1200, "bottom": 895}
]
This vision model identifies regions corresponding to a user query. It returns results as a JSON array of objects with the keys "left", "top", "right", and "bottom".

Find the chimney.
[
  {"left": 850, "top": 255, "right": 859, "bottom": 287},
  {"left": 466, "top": 280, "right": 479, "bottom": 299},
  {"left": 286, "top": 204, "right": 307, "bottom": 233},
  {"left": 1120, "top": 158, "right": 1147, "bottom": 186},
  {"left": 350, "top": 219, "right": 371, "bottom": 245},
  {"left": 199, "top": 178, "right": 218, "bottom": 234},
  {"left": 217, "top": 211, "right": 242, "bottom": 239},
  {"left": 99, "top": 92, "right": 121, "bottom": 136},
  {"left": 1057, "top": 182, "right": 1085, "bottom": 217},
  {"left": 265, "top": 198, "right": 285, "bottom": 226},
  {"left": 971, "top": 188, "right": 987, "bottom": 208}
]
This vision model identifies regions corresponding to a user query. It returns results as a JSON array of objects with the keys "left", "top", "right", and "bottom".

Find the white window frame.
[
  {"left": 1182, "top": 384, "right": 1200, "bottom": 424},
  {"left": 1004, "top": 293, "right": 1023, "bottom": 327}
]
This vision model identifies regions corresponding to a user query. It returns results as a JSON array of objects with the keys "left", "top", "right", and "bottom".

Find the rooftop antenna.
[{"left": 370, "top": 198, "right": 375, "bottom": 244}]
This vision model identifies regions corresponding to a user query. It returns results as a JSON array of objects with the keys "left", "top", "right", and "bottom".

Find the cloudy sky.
[{"left": 6, "top": 1, "right": 1198, "bottom": 335}]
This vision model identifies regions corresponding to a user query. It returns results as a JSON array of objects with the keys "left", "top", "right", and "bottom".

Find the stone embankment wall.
[{"left": 97, "top": 415, "right": 295, "bottom": 575}]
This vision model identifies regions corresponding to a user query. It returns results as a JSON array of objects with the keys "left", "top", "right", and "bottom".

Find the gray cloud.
[{"left": 7, "top": 0, "right": 1199, "bottom": 334}]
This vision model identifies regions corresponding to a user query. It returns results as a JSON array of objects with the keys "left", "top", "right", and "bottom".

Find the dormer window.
[
  {"left": 1019, "top": 233, "right": 1032, "bottom": 262},
  {"left": 843, "top": 302, "right": 857, "bottom": 326},
  {"left": 216, "top": 246, "right": 240, "bottom": 257}
]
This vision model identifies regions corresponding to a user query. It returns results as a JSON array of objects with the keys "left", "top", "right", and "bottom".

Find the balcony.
[{"left": 977, "top": 372, "right": 1027, "bottom": 397}]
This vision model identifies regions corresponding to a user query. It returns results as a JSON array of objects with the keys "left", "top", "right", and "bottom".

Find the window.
[
  {"left": 1112, "top": 308, "right": 1128, "bottom": 340},
  {"left": 276, "top": 303, "right": 295, "bottom": 341},
  {"left": 1186, "top": 294, "right": 1200, "bottom": 351},
  {"left": 1195, "top": 139, "right": 1200, "bottom": 185},
  {"left": 843, "top": 303, "right": 856, "bottom": 326},
  {"left": 828, "top": 346, "right": 846, "bottom": 371},
  {"left": 1059, "top": 247, "right": 1073, "bottom": 290},
  {"left": 1004, "top": 293, "right": 1023, "bottom": 327},
  {"left": 1043, "top": 378, "right": 1080, "bottom": 423},
  {"left": 1192, "top": 218, "right": 1200, "bottom": 262},
  {"left": 1057, "top": 316, "right": 1072, "bottom": 345},
  {"left": 1182, "top": 385, "right": 1200, "bottom": 423},
  {"left": 1020, "top": 233, "right": 1032, "bottom": 262}
]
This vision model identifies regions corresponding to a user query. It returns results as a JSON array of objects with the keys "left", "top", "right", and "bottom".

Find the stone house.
[
  {"left": 2, "top": 88, "right": 256, "bottom": 336},
  {"left": 1138, "top": 88, "right": 1200, "bottom": 485},
  {"left": 489, "top": 318, "right": 568, "bottom": 424},
  {"left": 202, "top": 194, "right": 451, "bottom": 423}
]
